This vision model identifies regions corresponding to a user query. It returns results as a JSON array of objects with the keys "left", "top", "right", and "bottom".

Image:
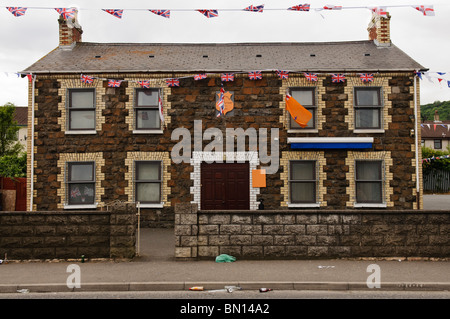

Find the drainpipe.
[
  {"left": 413, "top": 74, "right": 420, "bottom": 209},
  {"left": 29, "top": 75, "right": 35, "bottom": 211}
]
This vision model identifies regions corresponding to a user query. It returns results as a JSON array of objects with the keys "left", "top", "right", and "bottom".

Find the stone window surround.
[
  {"left": 125, "top": 152, "right": 171, "bottom": 208},
  {"left": 190, "top": 151, "right": 261, "bottom": 210},
  {"left": 57, "top": 152, "right": 105, "bottom": 209}
]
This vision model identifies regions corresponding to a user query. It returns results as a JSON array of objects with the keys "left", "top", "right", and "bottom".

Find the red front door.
[{"left": 201, "top": 162, "right": 250, "bottom": 210}]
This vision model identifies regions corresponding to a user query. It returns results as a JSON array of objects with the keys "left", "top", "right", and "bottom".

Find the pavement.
[
  {"left": 0, "top": 195, "right": 449, "bottom": 295},
  {"left": 0, "top": 227, "right": 449, "bottom": 294}
]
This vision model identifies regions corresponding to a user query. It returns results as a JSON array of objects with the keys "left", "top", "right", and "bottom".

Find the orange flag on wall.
[{"left": 285, "top": 94, "right": 312, "bottom": 128}]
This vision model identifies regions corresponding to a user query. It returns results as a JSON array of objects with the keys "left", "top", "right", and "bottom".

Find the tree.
[{"left": 0, "top": 102, "right": 23, "bottom": 156}]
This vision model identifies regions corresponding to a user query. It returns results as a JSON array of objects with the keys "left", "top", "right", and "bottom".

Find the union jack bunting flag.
[
  {"left": 6, "top": 7, "right": 27, "bottom": 17},
  {"left": 413, "top": 5, "right": 435, "bottom": 16},
  {"left": 303, "top": 73, "right": 318, "bottom": 81},
  {"left": 150, "top": 10, "right": 171, "bottom": 18},
  {"left": 55, "top": 8, "right": 77, "bottom": 20},
  {"left": 331, "top": 74, "right": 346, "bottom": 83},
  {"left": 194, "top": 74, "right": 208, "bottom": 81},
  {"left": 248, "top": 71, "right": 262, "bottom": 80},
  {"left": 414, "top": 71, "right": 423, "bottom": 80},
  {"left": 323, "top": 5, "right": 342, "bottom": 10},
  {"left": 221, "top": 73, "right": 234, "bottom": 82},
  {"left": 277, "top": 70, "right": 289, "bottom": 80},
  {"left": 198, "top": 10, "right": 219, "bottom": 18},
  {"left": 137, "top": 81, "right": 151, "bottom": 88},
  {"left": 360, "top": 73, "right": 374, "bottom": 83},
  {"left": 108, "top": 79, "right": 122, "bottom": 88},
  {"left": 81, "top": 75, "right": 94, "bottom": 84},
  {"left": 243, "top": 5, "right": 265, "bottom": 13},
  {"left": 102, "top": 9, "right": 124, "bottom": 19},
  {"left": 216, "top": 86, "right": 225, "bottom": 118},
  {"left": 166, "top": 78, "right": 180, "bottom": 87},
  {"left": 288, "top": 4, "right": 311, "bottom": 11}
]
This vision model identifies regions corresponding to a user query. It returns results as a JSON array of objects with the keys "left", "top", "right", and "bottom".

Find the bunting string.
[{"left": 0, "top": 4, "right": 438, "bottom": 20}]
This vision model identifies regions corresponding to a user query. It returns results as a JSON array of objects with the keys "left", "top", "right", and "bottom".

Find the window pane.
[
  {"left": 136, "top": 183, "right": 160, "bottom": 202},
  {"left": 71, "top": 91, "right": 94, "bottom": 108},
  {"left": 291, "top": 89, "right": 314, "bottom": 106},
  {"left": 70, "top": 163, "right": 94, "bottom": 181},
  {"left": 291, "top": 182, "right": 315, "bottom": 203},
  {"left": 355, "top": 108, "right": 379, "bottom": 128},
  {"left": 70, "top": 110, "right": 95, "bottom": 129},
  {"left": 136, "top": 109, "right": 160, "bottom": 129},
  {"left": 356, "top": 182, "right": 382, "bottom": 203},
  {"left": 137, "top": 89, "right": 158, "bottom": 106},
  {"left": 291, "top": 162, "right": 314, "bottom": 180},
  {"left": 290, "top": 108, "right": 314, "bottom": 129},
  {"left": 137, "top": 162, "right": 160, "bottom": 181},
  {"left": 356, "top": 161, "right": 381, "bottom": 180},
  {"left": 68, "top": 183, "right": 95, "bottom": 204},
  {"left": 356, "top": 89, "right": 380, "bottom": 106}
]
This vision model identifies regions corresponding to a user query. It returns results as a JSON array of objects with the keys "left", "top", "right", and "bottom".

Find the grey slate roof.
[{"left": 22, "top": 40, "right": 425, "bottom": 74}]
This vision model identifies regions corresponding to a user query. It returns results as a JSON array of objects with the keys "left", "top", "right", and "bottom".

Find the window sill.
[
  {"left": 288, "top": 203, "right": 320, "bottom": 208},
  {"left": 137, "top": 203, "right": 164, "bottom": 208},
  {"left": 353, "top": 129, "right": 385, "bottom": 134},
  {"left": 65, "top": 130, "right": 97, "bottom": 135},
  {"left": 64, "top": 203, "right": 98, "bottom": 210},
  {"left": 132, "top": 130, "right": 164, "bottom": 134},
  {"left": 353, "top": 203, "right": 387, "bottom": 208},
  {"left": 288, "top": 129, "right": 318, "bottom": 134}
]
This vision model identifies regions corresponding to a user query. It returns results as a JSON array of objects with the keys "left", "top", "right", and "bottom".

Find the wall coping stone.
[{"left": 198, "top": 210, "right": 449, "bottom": 215}]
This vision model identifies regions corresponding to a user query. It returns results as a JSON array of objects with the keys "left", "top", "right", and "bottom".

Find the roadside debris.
[
  {"left": 189, "top": 286, "right": 204, "bottom": 291},
  {"left": 17, "top": 289, "right": 29, "bottom": 294},
  {"left": 259, "top": 288, "right": 273, "bottom": 293},
  {"left": 208, "top": 286, "right": 242, "bottom": 293},
  {"left": 317, "top": 265, "right": 335, "bottom": 269},
  {"left": 215, "top": 254, "right": 236, "bottom": 263}
]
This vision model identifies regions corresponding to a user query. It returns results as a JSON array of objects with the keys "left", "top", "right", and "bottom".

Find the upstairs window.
[
  {"left": 135, "top": 89, "right": 161, "bottom": 130},
  {"left": 354, "top": 88, "right": 382, "bottom": 129},
  {"left": 68, "top": 89, "right": 96, "bottom": 131},
  {"left": 289, "top": 88, "right": 316, "bottom": 129}
]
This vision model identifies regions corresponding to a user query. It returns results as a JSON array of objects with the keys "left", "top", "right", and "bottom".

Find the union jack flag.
[
  {"left": 216, "top": 86, "right": 225, "bottom": 117},
  {"left": 248, "top": 71, "right": 262, "bottom": 80},
  {"left": 198, "top": 10, "right": 219, "bottom": 18},
  {"left": 194, "top": 74, "right": 208, "bottom": 81},
  {"left": 277, "top": 70, "right": 289, "bottom": 80},
  {"left": 288, "top": 4, "right": 311, "bottom": 11},
  {"left": 166, "top": 78, "right": 180, "bottom": 87},
  {"left": 138, "top": 81, "right": 151, "bottom": 88},
  {"left": 360, "top": 73, "right": 374, "bottom": 83},
  {"left": 55, "top": 8, "right": 77, "bottom": 20},
  {"left": 108, "top": 79, "right": 122, "bottom": 88},
  {"left": 323, "top": 5, "right": 342, "bottom": 10},
  {"left": 221, "top": 73, "right": 234, "bottom": 82},
  {"left": 150, "top": 10, "right": 171, "bottom": 19},
  {"left": 304, "top": 73, "right": 318, "bottom": 81},
  {"left": 102, "top": 9, "right": 124, "bottom": 19},
  {"left": 81, "top": 74, "right": 94, "bottom": 84},
  {"left": 413, "top": 5, "right": 435, "bottom": 16},
  {"left": 6, "top": 7, "right": 27, "bottom": 17},
  {"left": 244, "top": 5, "right": 265, "bottom": 13},
  {"left": 331, "top": 74, "right": 346, "bottom": 83},
  {"left": 70, "top": 187, "right": 81, "bottom": 198}
]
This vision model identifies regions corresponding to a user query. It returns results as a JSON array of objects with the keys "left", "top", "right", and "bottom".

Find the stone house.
[{"left": 22, "top": 11, "right": 426, "bottom": 226}]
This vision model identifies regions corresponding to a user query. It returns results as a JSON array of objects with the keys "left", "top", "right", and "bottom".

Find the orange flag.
[{"left": 285, "top": 94, "right": 312, "bottom": 128}]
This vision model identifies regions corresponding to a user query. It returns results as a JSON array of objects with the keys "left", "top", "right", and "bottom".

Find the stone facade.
[{"left": 175, "top": 204, "right": 450, "bottom": 259}]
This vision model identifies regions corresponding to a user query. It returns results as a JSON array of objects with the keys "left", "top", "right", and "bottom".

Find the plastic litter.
[
  {"left": 259, "top": 288, "right": 273, "bottom": 293},
  {"left": 208, "top": 286, "right": 242, "bottom": 293},
  {"left": 189, "top": 286, "right": 204, "bottom": 291},
  {"left": 215, "top": 254, "right": 236, "bottom": 263},
  {"left": 0, "top": 259, "right": 3, "bottom": 265},
  {"left": 17, "top": 289, "right": 29, "bottom": 294},
  {"left": 317, "top": 265, "right": 335, "bottom": 269}
]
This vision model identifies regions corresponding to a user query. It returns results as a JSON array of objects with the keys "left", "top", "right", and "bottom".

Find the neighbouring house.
[
  {"left": 421, "top": 110, "right": 450, "bottom": 151},
  {"left": 14, "top": 106, "right": 28, "bottom": 150},
  {"left": 22, "top": 11, "right": 426, "bottom": 226}
]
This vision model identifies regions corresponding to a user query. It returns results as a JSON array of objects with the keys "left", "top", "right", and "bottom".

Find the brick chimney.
[
  {"left": 434, "top": 110, "right": 441, "bottom": 123},
  {"left": 367, "top": 11, "right": 391, "bottom": 46},
  {"left": 58, "top": 9, "right": 83, "bottom": 48}
]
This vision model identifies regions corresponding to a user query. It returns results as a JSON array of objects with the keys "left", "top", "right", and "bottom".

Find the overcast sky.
[{"left": 1, "top": 0, "right": 449, "bottom": 106}]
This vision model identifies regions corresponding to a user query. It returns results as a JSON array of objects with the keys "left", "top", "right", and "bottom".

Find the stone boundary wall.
[
  {"left": 174, "top": 203, "right": 449, "bottom": 260},
  {"left": 0, "top": 203, "right": 136, "bottom": 260}
]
